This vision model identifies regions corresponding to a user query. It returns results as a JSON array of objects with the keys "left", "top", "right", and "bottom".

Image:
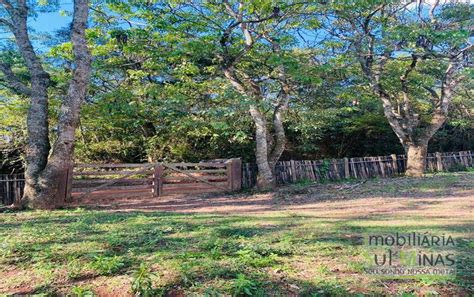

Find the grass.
[{"left": 0, "top": 172, "right": 473, "bottom": 296}]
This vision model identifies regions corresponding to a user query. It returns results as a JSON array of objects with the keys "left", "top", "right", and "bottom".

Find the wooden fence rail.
[{"left": 242, "top": 150, "right": 474, "bottom": 188}]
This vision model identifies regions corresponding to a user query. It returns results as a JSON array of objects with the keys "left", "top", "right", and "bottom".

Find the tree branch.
[
  {"left": 0, "top": 0, "right": 14, "bottom": 13},
  {"left": 0, "top": 62, "right": 32, "bottom": 96},
  {"left": 399, "top": 54, "right": 419, "bottom": 127},
  {"left": 0, "top": 17, "right": 13, "bottom": 28},
  {"left": 351, "top": 6, "right": 409, "bottom": 143}
]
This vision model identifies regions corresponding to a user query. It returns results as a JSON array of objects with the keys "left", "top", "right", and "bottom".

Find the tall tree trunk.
[
  {"left": 249, "top": 105, "right": 275, "bottom": 189},
  {"left": 3, "top": 0, "right": 52, "bottom": 207},
  {"left": 222, "top": 68, "right": 287, "bottom": 189},
  {"left": 405, "top": 143, "right": 428, "bottom": 177},
  {"left": 21, "top": 69, "right": 51, "bottom": 207},
  {"left": 4, "top": 0, "right": 92, "bottom": 209},
  {"left": 403, "top": 113, "right": 447, "bottom": 177},
  {"left": 25, "top": 0, "right": 91, "bottom": 209}
]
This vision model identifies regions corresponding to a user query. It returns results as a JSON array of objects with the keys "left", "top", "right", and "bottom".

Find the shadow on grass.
[
  {"left": 55, "top": 172, "right": 474, "bottom": 216},
  {"left": 1, "top": 206, "right": 472, "bottom": 296}
]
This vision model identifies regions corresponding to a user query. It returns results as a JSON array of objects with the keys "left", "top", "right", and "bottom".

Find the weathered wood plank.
[
  {"left": 73, "top": 184, "right": 152, "bottom": 193},
  {"left": 75, "top": 163, "right": 153, "bottom": 168},
  {"left": 163, "top": 187, "right": 223, "bottom": 194},
  {"left": 163, "top": 182, "right": 228, "bottom": 190},
  {"left": 167, "top": 169, "right": 227, "bottom": 173},
  {"left": 164, "top": 162, "right": 227, "bottom": 167},
  {"left": 71, "top": 190, "right": 151, "bottom": 199},
  {"left": 74, "top": 170, "right": 154, "bottom": 176},
  {"left": 162, "top": 177, "right": 227, "bottom": 183},
  {"left": 73, "top": 178, "right": 151, "bottom": 185},
  {"left": 161, "top": 163, "right": 229, "bottom": 191}
]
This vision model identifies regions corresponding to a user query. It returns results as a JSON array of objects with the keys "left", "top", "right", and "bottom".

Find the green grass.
[{"left": 0, "top": 172, "right": 473, "bottom": 296}]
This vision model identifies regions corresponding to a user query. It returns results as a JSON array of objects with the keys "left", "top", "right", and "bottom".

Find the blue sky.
[
  {"left": 32, "top": 5, "right": 72, "bottom": 32},
  {"left": 31, "top": 1, "right": 73, "bottom": 36},
  {"left": 1, "top": 3, "right": 72, "bottom": 51}
]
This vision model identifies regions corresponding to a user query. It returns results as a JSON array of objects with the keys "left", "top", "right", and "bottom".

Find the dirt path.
[{"left": 70, "top": 172, "right": 474, "bottom": 220}]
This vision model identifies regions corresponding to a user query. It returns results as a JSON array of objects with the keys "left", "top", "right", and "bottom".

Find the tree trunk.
[
  {"left": 24, "top": 169, "right": 70, "bottom": 209},
  {"left": 4, "top": 1, "right": 52, "bottom": 208},
  {"left": 17, "top": 0, "right": 91, "bottom": 209},
  {"left": 222, "top": 68, "right": 280, "bottom": 189},
  {"left": 381, "top": 104, "right": 444, "bottom": 178},
  {"left": 20, "top": 72, "right": 51, "bottom": 207},
  {"left": 249, "top": 105, "right": 275, "bottom": 189},
  {"left": 268, "top": 101, "right": 287, "bottom": 169},
  {"left": 405, "top": 143, "right": 428, "bottom": 177}
]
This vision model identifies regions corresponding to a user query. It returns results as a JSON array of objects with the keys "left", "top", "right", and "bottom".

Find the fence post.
[
  {"left": 65, "top": 164, "right": 74, "bottom": 202},
  {"left": 351, "top": 158, "right": 357, "bottom": 179},
  {"left": 153, "top": 164, "right": 163, "bottom": 197},
  {"left": 460, "top": 151, "right": 468, "bottom": 167},
  {"left": 57, "top": 167, "right": 71, "bottom": 206},
  {"left": 5, "top": 175, "right": 10, "bottom": 205},
  {"left": 231, "top": 158, "right": 242, "bottom": 191},
  {"left": 391, "top": 154, "right": 398, "bottom": 175},
  {"left": 226, "top": 158, "right": 242, "bottom": 191},
  {"left": 331, "top": 159, "right": 339, "bottom": 180},
  {"left": 290, "top": 160, "right": 297, "bottom": 182},
  {"left": 226, "top": 160, "right": 233, "bottom": 190},
  {"left": 344, "top": 157, "right": 350, "bottom": 179},
  {"left": 379, "top": 157, "right": 385, "bottom": 177},
  {"left": 14, "top": 175, "right": 21, "bottom": 205},
  {"left": 435, "top": 152, "right": 443, "bottom": 172}
]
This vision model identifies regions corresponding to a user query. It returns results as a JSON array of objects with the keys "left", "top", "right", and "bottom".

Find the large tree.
[
  {"left": 171, "top": 1, "right": 309, "bottom": 189},
  {"left": 322, "top": 1, "right": 473, "bottom": 176},
  {"left": 0, "top": 0, "right": 91, "bottom": 208},
  {"left": 73, "top": 1, "right": 255, "bottom": 164}
]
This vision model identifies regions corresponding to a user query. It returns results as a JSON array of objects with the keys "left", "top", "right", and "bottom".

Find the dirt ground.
[
  {"left": 70, "top": 172, "right": 474, "bottom": 220},
  {"left": 1, "top": 172, "right": 473, "bottom": 296}
]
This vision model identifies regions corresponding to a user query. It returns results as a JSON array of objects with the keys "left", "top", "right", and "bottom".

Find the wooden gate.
[
  {"left": 158, "top": 159, "right": 241, "bottom": 195},
  {"left": 71, "top": 163, "right": 155, "bottom": 200},
  {"left": 71, "top": 159, "right": 241, "bottom": 200}
]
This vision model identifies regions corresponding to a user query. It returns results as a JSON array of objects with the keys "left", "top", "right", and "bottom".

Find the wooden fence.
[
  {"left": 72, "top": 163, "right": 155, "bottom": 200},
  {"left": 71, "top": 159, "right": 242, "bottom": 201},
  {"left": 0, "top": 174, "right": 24, "bottom": 205},
  {"left": 242, "top": 150, "right": 474, "bottom": 188},
  {"left": 158, "top": 159, "right": 241, "bottom": 195},
  {"left": 2, "top": 152, "right": 472, "bottom": 204},
  {"left": 0, "top": 159, "right": 242, "bottom": 205}
]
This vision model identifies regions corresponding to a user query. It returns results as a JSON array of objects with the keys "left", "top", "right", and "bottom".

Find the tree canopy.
[{"left": 1, "top": 0, "right": 472, "bottom": 180}]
